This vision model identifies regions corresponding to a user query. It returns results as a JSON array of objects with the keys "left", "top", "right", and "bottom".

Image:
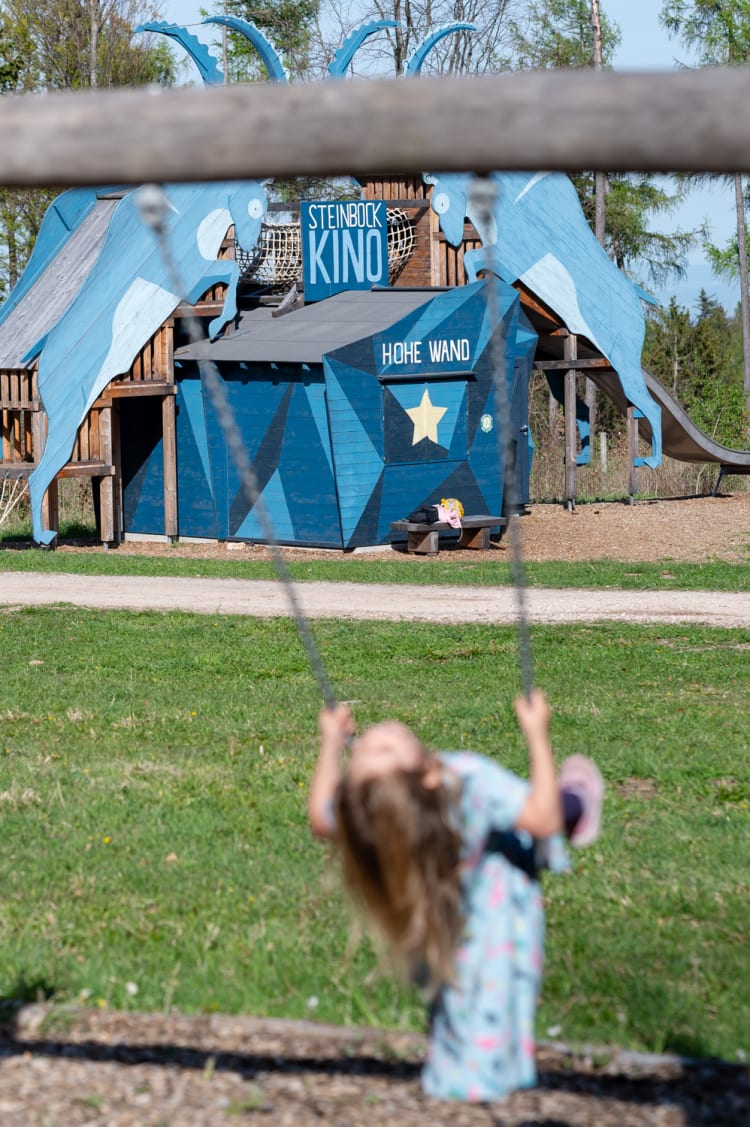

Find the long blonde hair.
[{"left": 334, "top": 759, "right": 464, "bottom": 993}]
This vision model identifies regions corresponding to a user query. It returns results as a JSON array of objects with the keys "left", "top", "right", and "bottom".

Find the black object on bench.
[{"left": 390, "top": 514, "right": 506, "bottom": 555}]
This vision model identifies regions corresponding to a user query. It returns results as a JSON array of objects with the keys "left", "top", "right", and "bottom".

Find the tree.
[
  {"left": 508, "top": 2, "right": 696, "bottom": 283},
  {"left": 2, "top": 1, "right": 176, "bottom": 90},
  {"left": 704, "top": 216, "right": 750, "bottom": 287},
  {"left": 643, "top": 291, "right": 748, "bottom": 448},
  {"left": 590, "top": 0, "right": 606, "bottom": 246},
  {"left": 660, "top": 0, "right": 750, "bottom": 417},
  {"left": 571, "top": 172, "right": 698, "bottom": 287},
  {"left": 507, "top": 0, "right": 620, "bottom": 69},
  {"left": 312, "top": 0, "right": 521, "bottom": 79},
  {"left": 0, "top": 2, "right": 175, "bottom": 300},
  {"left": 508, "top": 0, "right": 699, "bottom": 449},
  {"left": 208, "top": 0, "right": 321, "bottom": 81},
  {"left": 642, "top": 297, "right": 694, "bottom": 397}
]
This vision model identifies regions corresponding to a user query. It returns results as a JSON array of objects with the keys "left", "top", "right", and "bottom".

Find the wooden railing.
[{"left": 0, "top": 67, "right": 747, "bottom": 187}]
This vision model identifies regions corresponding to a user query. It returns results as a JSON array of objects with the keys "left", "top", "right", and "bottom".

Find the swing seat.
[{"left": 390, "top": 515, "right": 506, "bottom": 555}]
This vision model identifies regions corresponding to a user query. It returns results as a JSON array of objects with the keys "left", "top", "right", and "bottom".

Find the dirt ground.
[
  {"left": 2, "top": 492, "right": 749, "bottom": 1124},
  {"left": 101, "top": 493, "right": 750, "bottom": 566},
  {"left": 5, "top": 493, "right": 749, "bottom": 628}
]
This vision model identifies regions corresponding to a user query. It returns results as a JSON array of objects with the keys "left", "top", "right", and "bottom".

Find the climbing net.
[
  {"left": 236, "top": 208, "right": 416, "bottom": 292},
  {"left": 0, "top": 472, "right": 27, "bottom": 528}
]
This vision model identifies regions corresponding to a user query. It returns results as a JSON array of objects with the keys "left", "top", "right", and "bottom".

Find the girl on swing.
[{"left": 308, "top": 689, "right": 603, "bottom": 1102}]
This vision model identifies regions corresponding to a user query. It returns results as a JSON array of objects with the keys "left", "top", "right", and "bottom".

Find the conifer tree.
[{"left": 661, "top": 0, "right": 750, "bottom": 415}]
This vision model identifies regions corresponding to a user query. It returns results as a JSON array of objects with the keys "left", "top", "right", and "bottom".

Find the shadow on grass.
[
  {"left": 3, "top": 1025, "right": 747, "bottom": 1126},
  {"left": 0, "top": 975, "right": 59, "bottom": 1022}
]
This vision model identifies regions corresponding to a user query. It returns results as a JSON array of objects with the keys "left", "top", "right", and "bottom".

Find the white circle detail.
[
  {"left": 480, "top": 413, "right": 493, "bottom": 433},
  {"left": 247, "top": 198, "right": 264, "bottom": 219},
  {"left": 433, "top": 192, "right": 450, "bottom": 215}
]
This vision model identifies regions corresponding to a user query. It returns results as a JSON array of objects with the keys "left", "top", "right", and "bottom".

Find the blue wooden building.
[
  {"left": 127, "top": 282, "right": 535, "bottom": 548},
  {"left": 0, "top": 169, "right": 674, "bottom": 548}
]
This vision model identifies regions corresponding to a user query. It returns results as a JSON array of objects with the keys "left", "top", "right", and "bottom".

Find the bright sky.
[{"left": 161, "top": 0, "right": 739, "bottom": 312}]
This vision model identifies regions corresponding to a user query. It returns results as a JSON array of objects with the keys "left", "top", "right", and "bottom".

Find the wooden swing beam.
[{"left": 1, "top": 66, "right": 749, "bottom": 187}]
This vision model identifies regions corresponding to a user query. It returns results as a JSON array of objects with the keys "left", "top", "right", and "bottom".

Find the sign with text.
[{"left": 301, "top": 200, "right": 388, "bottom": 302}]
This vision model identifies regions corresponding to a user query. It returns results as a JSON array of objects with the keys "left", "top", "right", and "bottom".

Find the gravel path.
[{"left": 2, "top": 570, "right": 750, "bottom": 628}]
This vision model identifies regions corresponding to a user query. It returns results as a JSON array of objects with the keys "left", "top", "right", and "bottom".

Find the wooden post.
[
  {"left": 162, "top": 320, "right": 178, "bottom": 541},
  {"left": 1, "top": 408, "right": 9, "bottom": 462},
  {"left": 42, "top": 477, "right": 58, "bottom": 537},
  {"left": 429, "top": 197, "right": 442, "bottom": 287},
  {"left": 98, "top": 404, "right": 115, "bottom": 544},
  {"left": 563, "top": 332, "right": 578, "bottom": 511},
  {"left": 34, "top": 408, "right": 58, "bottom": 540},
  {"left": 30, "top": 403, "right": 43, "bottom": 466},
  {"left": 627, "top": 406, "right": 639, "bottom": 503},
  {"left": 162, "top": 392, "right": 178, "bottom": 540},
  {"left": 600, "top": 431, "right": 608, "bottom": 475},
  {"left": 111, "top": 400, "right": 122, "bottom": 544}
]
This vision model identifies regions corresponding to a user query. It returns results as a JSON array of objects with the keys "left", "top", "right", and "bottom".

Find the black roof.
[{"left": 174, "top": 288, "right": 442, "bottom": 366}]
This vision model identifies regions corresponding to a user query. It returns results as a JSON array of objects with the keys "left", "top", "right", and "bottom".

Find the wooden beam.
[
  {"left": 516, "top": 286, "right": 563, "bottom": 328},
  {"left": 534, "top": 358, "right": 614, "bottom": 371},
  {"left": 1, "top": 67, "right": 750, "bottom": 188},
  {"left": 0, "top": 462, "right": 32, "bottom": 478},
  {"left": 57, "top": 461, "right": 115, "bottom": 479},
  {"left": 98, "top": 383, "right": 177, "bottom": 402},
  {"left": 2, "top": 461, "right": 115, "bottom": 479},
  {"left": 174, "top": 301, "right": 225, "bottom": 318}
]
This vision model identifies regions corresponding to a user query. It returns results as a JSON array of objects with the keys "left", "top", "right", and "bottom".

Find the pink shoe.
[{"left": 559, "top": 755, "right": 604, "bottom": 847}]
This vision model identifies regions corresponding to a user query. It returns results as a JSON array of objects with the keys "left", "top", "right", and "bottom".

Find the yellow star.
[{"left": 405, "top": 389, "right": 448, "bottom": 446}]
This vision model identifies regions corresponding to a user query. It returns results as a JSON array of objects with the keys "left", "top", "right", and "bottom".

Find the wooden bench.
[{"left": 390, "top": 514, "right": 506, "bottom": 555}]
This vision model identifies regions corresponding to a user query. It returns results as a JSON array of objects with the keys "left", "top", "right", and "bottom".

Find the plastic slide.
[{"left": 586, "top": 365, "right": 750, "bottom": 483}]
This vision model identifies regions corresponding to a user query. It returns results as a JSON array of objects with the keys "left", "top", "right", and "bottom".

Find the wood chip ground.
[{"left": 3, "top": 492, "right": 749, "bottom": 1124}]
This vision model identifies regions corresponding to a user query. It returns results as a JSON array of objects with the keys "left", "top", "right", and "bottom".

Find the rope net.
[
  {"left": 0, "top": 473, "right": 28, "bottom": 528},
  {"left": 237, "top": 208, "right": 416, "bottom": 292}
]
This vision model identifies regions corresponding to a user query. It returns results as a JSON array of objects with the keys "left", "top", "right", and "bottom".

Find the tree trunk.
[
  {"left": 89, "top": 0, "right": 98, "bottom": 89},
  {"left": 734, "top": 171, "right": 750, "bottom": 418},
  {"left": 589, "top": 0, "right": 606, "bottom": 451},
  {"left": 6, "top": 194, "right": 19, "bottom": 291},
  {"left": 222, "top": 0, "right": 229, "bottom": 87},
  {"left": 591, "top": 0, "right": 606, "bottom": 244}
]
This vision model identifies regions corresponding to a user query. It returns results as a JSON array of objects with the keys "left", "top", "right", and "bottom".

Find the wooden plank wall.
[
  {"left": 437, "top": 222, "right": 482, "bottom": 288},
  {"left": 112, "top": 321, "right": 174, "bottom": 388},
  {"left": 360, "top": 177, "right": 481, "bottom": 289},
  {"left": 0, "top": 318, "right": 177, "bottom": 545},
  {"left": 0, "top": 368, "right": 37, "bottom": 465}
]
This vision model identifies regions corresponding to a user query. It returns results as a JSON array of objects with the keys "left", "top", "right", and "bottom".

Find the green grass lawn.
[
  {"left": 0, "top": 605, "right": 748, "bottom": 1061},
  {"left": 1, "top": 544, "right": 748, "bottom": 590}
]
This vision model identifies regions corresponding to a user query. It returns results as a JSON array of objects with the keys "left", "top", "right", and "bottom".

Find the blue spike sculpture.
[
  {"left": 204, "top": 16, "right": 290, "bottom": 83},
  {"left": 27, "top": 181, "right": 269, "bottom": 545},
  {"left": 134, "top": 21, "right": 223, "bottom": 85},
  {"left": 424, "top": 171, "right": 662, "bottom": 467},
  {"left": 327, "top": 20, "right": 399, "bottom": 78},
  {"left": 405, "top": 22, "right": 476, "bottom": 76}
]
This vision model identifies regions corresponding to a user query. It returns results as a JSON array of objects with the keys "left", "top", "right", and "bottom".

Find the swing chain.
[
  {"left": 468, "top": 176, "right": 535, "bottom": 700},
  {"left": 137, "top": 184, "right": 338, "bottom": 710}
]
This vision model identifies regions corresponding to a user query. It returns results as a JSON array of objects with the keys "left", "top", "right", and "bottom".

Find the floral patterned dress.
[{"left": 422, "top": 752, "right": 569, "bottom": 1102}]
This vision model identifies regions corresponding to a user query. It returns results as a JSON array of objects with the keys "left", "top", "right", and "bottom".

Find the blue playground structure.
[{"left": 0, "top": 18, "right": 748, "bottom": 548}]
